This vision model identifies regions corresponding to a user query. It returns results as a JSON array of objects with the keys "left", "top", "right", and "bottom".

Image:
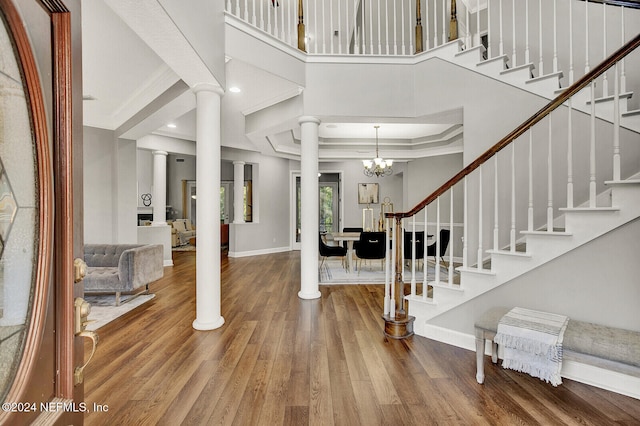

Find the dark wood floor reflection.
[{"left": 84, "top": 251, "right": 640, "bottom": 425}]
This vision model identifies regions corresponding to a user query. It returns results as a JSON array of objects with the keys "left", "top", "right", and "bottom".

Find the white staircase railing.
[{"left": 382, "top": 33, "right": 640, "bottom": 338}]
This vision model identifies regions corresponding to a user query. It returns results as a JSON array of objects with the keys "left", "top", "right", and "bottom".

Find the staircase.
[{"left": 386, "top": 33, "right": 640, "bottom": 337}]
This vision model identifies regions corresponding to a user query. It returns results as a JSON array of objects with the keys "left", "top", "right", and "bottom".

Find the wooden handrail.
[
  {"left": 582, "top": 0, "right": 640, "bottom": 8},
  {"left": 388, "top": 32, "right": 640, "bottom": 220}
]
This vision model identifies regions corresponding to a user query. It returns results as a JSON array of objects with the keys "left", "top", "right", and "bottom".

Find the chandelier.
[{"left": 363, "top": 125, "right": 393, "bottom": 177}]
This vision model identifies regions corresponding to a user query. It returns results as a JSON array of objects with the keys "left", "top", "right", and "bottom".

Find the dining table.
[{"left": 329, "top": 231, "right": 361, "bottom": 273}]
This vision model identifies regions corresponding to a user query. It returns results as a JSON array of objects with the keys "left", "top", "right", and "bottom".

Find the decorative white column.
[
  {"left": 152, "top": 150, "right": 168, "bottom": 225},
  {"left": 298, "top": 116, "right": 321, "bottom": 300},
  {"left": 192, "top": 84, "right": 225, "bottom": 331},
  {"left": 233, "top": 161, "right": 245, "bottom": 224}
]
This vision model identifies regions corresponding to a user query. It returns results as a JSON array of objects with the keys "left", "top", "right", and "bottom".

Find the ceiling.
[{"left": 81, "top": 0, "right": 463, "bottom": 161}]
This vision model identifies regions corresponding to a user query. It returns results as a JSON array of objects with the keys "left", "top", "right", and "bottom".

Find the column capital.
[
  {"left": 298, "top": 116, "right": 321, "bottom": 125},
  {"left": 233, "top": 160, "right": 246, "bottom": 166},
  {"left": 192, "top": 83, "right": 225, "bottom": 96},
  {"left": 152, "top": 150, "right": 168, "bottom": 156}
]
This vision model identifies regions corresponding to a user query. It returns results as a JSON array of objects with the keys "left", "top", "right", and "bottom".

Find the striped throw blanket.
[{"left": 494, "top": 307, "right": 569, "bottom": 386}]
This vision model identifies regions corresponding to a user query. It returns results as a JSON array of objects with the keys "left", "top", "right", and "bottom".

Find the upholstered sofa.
[
  {"left": 83, "top": 244, "right": 164, "bottom": 305},
  {"left": 170, "top": 219, "right": 196, "bottom": 246}
]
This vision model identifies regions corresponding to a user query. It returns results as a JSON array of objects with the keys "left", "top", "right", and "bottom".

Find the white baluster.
[
  {"left": 267, "top": 0, "right": 272, "bottom": 34},
  {"left": 436, "top": 197, "right": 441, "bottom": 282},
  {"left": 226, "top": 0, "right": 231, "bottom": 14},
  {"left": 280, "top": 0, "right": 285, "bottom": 41},
  {"left": 547, "top": 115, "right": 553, "bottom": 232},
  {"left": 377, "top": 0, "right": 382, "bottom": 54},
  {"left": 437, "top": 0, "right": 442, "bottom": 47},
  {"left": 569, "top": 0, "right": 574, "bottom": 84},
  {"left": 338, "top": 0, "right": 343, "bottom": 54},
  {"left": 409, "top": 0, "right": 414, "bottom": 54},
  {"left": 384, "top": 219, "right": 390, "bottom": 315},
  {"left": 487, "top": 0, "right": 491, "bottom": 57},
  {"left": 274, "top": 0, "right": 279, "bottom": 38},
  {"left": 252, "top": 0, "right": 256, "bottom": 25},
  {"left": 235, "top": 0, "right": 240, "bottom": 16},
  {"left": 602, "top": 3, "right": 608, "bottom": 97},
  {"left": 465, "top": 0, "right": 470, "bottom": 48},
  {"left": 394, "top": 0, "right": 398, "bottom": 55},
  {"left": 493, "top": 156, "right": 499, "bottom": 251},
  {"left": 287, "top": 0, "right": 292, "bottom": 45},
  {"left": 370, "top": 0, "right": 374, "bottom": 54},
  {"left": 510, "top": 143, "right": 516, "bottom": 251},
  {"left": 448, "top": 188, "right": 454, "bottom": 286},
  {"left": 528, "top": 129, "right": 533, "bottom": 231},
  {"left": 613, "top": 62, "right": 621, "bottom": 181},
  {"left": 538, "top": 0, "right": 543, "bottom": 76},
  {"left": 411, "top": 215, "right": 416, "bottom": 296},
  {"left": 590, "top": 81, "right": 596, "bottom": 207},
  {"left": 621, "top": 7, "right": 626, "bottom": 92},
  {"left": 401, "top": 219, "right": 406, "bottom": 282},
  {"left": 260, "top": 0, "right": 265, "bottom": 30},
  {"left": 390, "top": 218, "right": 396, "bottom": 317},
  {"left": 552, "top": 0, "right": 558, "bottom": 73},
  {"left": 512, "top": 0, "right": 516, "bottom": 66},
  {"left": 476, "top": 0, "right": 480, "bottom": 51},
  {"left": 322, "top": 0, "right": 326, "bottom": 54},
  {"left": 567, "top": 98, "right": 574, "bottom": 208},
  {"left": 401, "top": 0, "right": 406, "bottom": 54},
  {"left": 423, "top": 205, "right": 429, "bottom": 298},
  {"left": 498, "top": 0, "right": 503, "bottom": 56},
  {"left": 330, "top": 0, "right": 334, "bottom": 54},
  {"left": 585, "top": 0, "right": 590, "bottom": 73},
  {"left": 442, "top": 0, "right": 447, "bottom": 44},
  {"left": 525, "top": 0, "right": 530, "bottom": 63},
  {"left": 385, "top": 0, "right": 389, "bottom": 54},
  {"left": 463, "top": 176, "right": 468, "bottom": 268},
  {"left": 477, "top": 167, "right": 484, "bottom": 271}
]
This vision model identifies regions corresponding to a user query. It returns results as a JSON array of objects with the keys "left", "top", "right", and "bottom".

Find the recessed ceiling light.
[
  {"left": 229, "top": 86, "right": 241, "bottom": 93},
  {"left": 167, "top": 123, "right": 177, "bottom": 128}
]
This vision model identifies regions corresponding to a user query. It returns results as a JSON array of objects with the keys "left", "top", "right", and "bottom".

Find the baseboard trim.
[
  {"left": 163, "top": 260, "right": 174, "bottom": 267},
  {"left": 421, "top": 324, "right": 640, "bottom": 400},
  {"left": 228, "top": 246, "right": 290, "bottom": 258}
]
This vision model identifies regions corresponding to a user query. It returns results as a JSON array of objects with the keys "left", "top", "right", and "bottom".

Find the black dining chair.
[
  {"left": 355, "top": 231, "right": 386, "bottom": 272},
  {"left": 427, "top": 229, "right": 451, "bottom": 265},
  {"left": 404, "top": 231, "right": 425, "bottom": 267},
  {"left": 319, "top": 232, "right": 347, "bottom": 269}
]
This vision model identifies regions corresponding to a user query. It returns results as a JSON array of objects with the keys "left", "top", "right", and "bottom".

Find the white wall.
[
  {"left": 167, "top": 154, "right": 196, "bottom": 219},
  {"left": 430, "top": 217, "right": 640, "bottom": 333},
  {"left": 116, "top": 138, "right": 138, "bottom": 242},
  {"left": 84, "top": 126, "right": 116, "bottom": 243}
]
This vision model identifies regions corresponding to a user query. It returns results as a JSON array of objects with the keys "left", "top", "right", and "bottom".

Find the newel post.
[
  {"left": 382, "top": 216, "right": 415, "bottom": 339},
  {"left": 297, "top": 0, "right": 306, "bottom": 52},
  {"left": 450, "top": 0, "right": 458, "bottom": 41},
  {"left": 415, "top": 0, "right": 424, "bottom": 53}
]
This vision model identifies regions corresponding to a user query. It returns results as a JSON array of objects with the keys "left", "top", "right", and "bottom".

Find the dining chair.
[
  {"left": 404, "top": 230, "right": 425, "bottom": 268},
  {"left": 319, "top": 232, "right": 347, "bottom": 270},
  {"left": 426, "top": 229, "right": 451, "bottom": 265},
  {"left": 355, "top": 231, "right": 386, "bottom": 273}
]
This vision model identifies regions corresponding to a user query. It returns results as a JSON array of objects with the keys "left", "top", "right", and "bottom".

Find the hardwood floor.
[{"left": 84, "top": 251, "right": 640, "bottom": 425}]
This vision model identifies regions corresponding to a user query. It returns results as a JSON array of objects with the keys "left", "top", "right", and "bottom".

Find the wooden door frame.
[{"left": 0, "top": 0, "right": 75, "bottom": 423}]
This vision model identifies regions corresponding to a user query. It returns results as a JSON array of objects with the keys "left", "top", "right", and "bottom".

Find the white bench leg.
[
  {"left": 475, "top": 334, "right": 485, "bottom": 384},
  {"left": 492, "top": 341, "right": 498, "bottom": 364}
]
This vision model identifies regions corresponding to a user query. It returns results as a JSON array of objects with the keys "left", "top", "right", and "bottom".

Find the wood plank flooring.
[{"left": 83, "top": 251, "right": 640, "bottom": 425}]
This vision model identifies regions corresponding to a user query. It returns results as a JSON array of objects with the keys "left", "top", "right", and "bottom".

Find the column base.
[
  {"left": 192, "top": 316, "right": 225, "bottom": 331},
  {"left": 298, "top": 290, "right": 321, "bottom": 300},
  {"left": 382, "top": 314, "right": 415, "bottom": 339}
]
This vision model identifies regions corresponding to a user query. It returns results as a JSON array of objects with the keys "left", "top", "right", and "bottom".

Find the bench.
[{"left": 475, "top": 307, "right": 640, "bottom": 385}]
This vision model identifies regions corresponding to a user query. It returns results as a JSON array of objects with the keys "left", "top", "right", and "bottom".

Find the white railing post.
[
  {"left": 621, "top": 6, "right": 627, "bottom": 92},
  {"left": 569, "top": 0, "right": 574, "bottom": 84},
  {"left": 370, "top": 0, "right": 374, "bottom": 54},
  {"left": 493, "top": 156, "right": 499, "bottom": 251},
  {"left": 280, "top": 0, "right": 285, "bottom": 41},
  {"left": 538, "top": 0, "right": 543, "bottom": 75},
  {"left": 465, "top": 0, "right": 470, "bottom": 48},
  {"left": 423, "top": 205, "right": 429, "bottom": 298},
  {"left": 590, "top": 81, "right": 597, "bottom": 207},
  {"left": 338, "top": 0, "right": 343, "bottom": 54},
  {"left": 498, "top": 0, "right": 503, "bottom": 56},
  {"left": 385, "top": 0, "right": 389, "bottom": 54},
  {"left": 251, "top": 0, "right": 256, "bottom": 25},
  {"left": 510, "top": 143, "right": 516, "bottom": 251},
  {"left": 448, "top": 188, "right": 454, "bottom": 286},
  {"left": 442, "top": 0, "right": 447, "bottom": 45},
  {"left": 409, "top": 0, "right": 414, "bottom": 54},
  {"left": 321, "top": 0, "right": 326, "bottom": 54},
  {"left": 512, "top": 0, "right": 516, "bottom": 66},
  {"left": 463, "top": 176, "right": 468, "bottom": 268},
  {"left": 552, "top": 0, "right": 558, "bottom": 73},
  {"left": 435, "top": 197, "right": 442, "bottom": 282},
  {"left": 426, "top": 0, "right": 431, "bottom": 49},
  {"left": 585, "top": 0, "right": 590, "bottom": 73},
  {"left": 477, "top": 166, "right": 484, "bottom": 270},
  {"left": 394, "top": 0, "right": 398, "bottom": 55},
  {"left": 226, "top": 0, "right": 231, "bottom": 14},
  {"left": 528, "top": 129, "right": 534, "bottom": 231},
  {"left": 411, "top": 215, "right": 417, "bottom": 296},
  {"left": 385, "top": 217, "right": 391, "bottom": 314},
  {"left": 390, "top": 218, "right": 396, "bottom": 317},
  {"left": 401, "top": 0, "right": 406, "bottom": 54},
  {"left": 613, "top": 62, "right": 621, "bottom": 181},
  {"left": 567, "top": 98, "right": 574, "bottom": 208},
  {"left": 525, "top": 0, "right": 530, "bottom": 64},
  {"left": 547, "top": 115, "right": 554, "bottom": 232},
  {"left": 477, "top": 0, "right": 481, "bottom": 53},
  {"left": 377, "top": 0, "right": 382, "bottom": 54},
  {"left": 602, "top": 3, "right": 608, "bottom": 96},
  {"left": 330, "top": 0, "right": 334, "bottom": 54}
]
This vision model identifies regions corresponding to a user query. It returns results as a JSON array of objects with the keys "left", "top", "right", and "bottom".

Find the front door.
[{"left": 0, "top": 1, "right": 82, "bottom": 424}]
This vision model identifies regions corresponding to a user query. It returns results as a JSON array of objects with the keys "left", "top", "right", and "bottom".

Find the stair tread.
[
  {"left": 605, "top": 179, "right": 640, "bottom": 185},
  {"left": 476, "top": 54, "right": 509, "bottom": 68},
  {"left": 455, "top": 45, "right": 485, "bottom": 57},
  {"left": 430, "top": 282, "right": 464, "bottom": 291},
  {"left": 622, "top": 109, "right": 640, "bottom": 117},
  {"left": 456, "top": 266, "right": 495, "bottom": 275},
  {"left": 560, "top": 207, "right": 620, "bottom": 212},
  {"left": 521, "top": 230, "right": 572, "bottom": 236},
  {"left": 500, "top": 62, "right": 535, "bottom": 76},
  {"left": 526, "top": 71, "right": 563, "bottom": 84},
  {"left": 586, "top": 91, "right": 633, "bottom": 105},
  {"left": 405, "top": 294, "right": 436, "bottom": 304},
  {"left": 487, "top": 249, "right": 531, "bottom": 257}
]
